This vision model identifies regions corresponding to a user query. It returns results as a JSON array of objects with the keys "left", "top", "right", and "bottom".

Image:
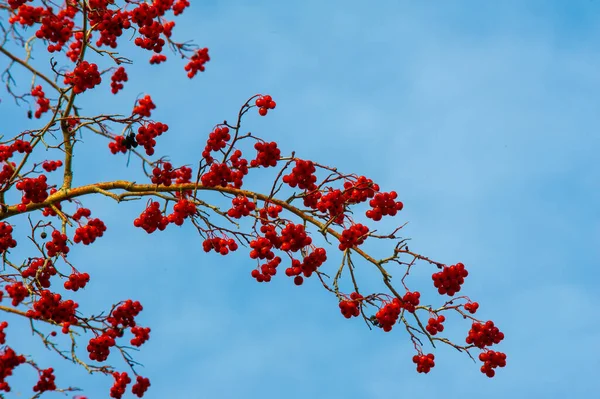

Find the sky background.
[{"left": 1, "top": 0, "right": 599, "bottom": 398}]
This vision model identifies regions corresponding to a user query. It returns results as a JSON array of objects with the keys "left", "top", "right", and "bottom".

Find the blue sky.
[{"left": 1, "top": 0, "right": 599, "bottom": 398}]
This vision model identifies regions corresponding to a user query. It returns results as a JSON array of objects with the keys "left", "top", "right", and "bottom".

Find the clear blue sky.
[{"left": 1, "top": 0, "right": 599, "bottom": 398}]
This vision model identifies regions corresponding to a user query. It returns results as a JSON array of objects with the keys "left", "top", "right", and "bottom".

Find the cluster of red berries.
[
  {"left": 0, "top": 140, "right": 30, "bottom": 163},
  {"left": 151, "top": 162, "right": 177, "bottom": 186},
  {"left": 41, "top": 189, "right": 61, "bottom": 217},
  {"left": 184, "top": 47, "right": 210, "bottom": 78},
  {"left": 110, "top": 371, "right": 131, "bottom": 399},
  {"left": 251, "top": 256, "right": 281, "bottom": 282},
  {"left": 0, "top": 223, "right": 17, "bottom": 254},
  {"left": 432, "top": 262, "right": 468, "bottom": 296},
  {"left": 466, "top": 321, "right": 504, "bottom": 348},
  {"left": 111, "top": 67, "right": 128, "bottom": 94},
  {"left": 32, "top": 367, "right": 56, "bottom": 393},
  {"left": 74, "top": 218, "right": 106, "bottom": 245},
  {"left": 130, "top": 326, "right": 151, "bottom": 347},
  {"left": 45, "top": 230, "right": 70, "bottom": 257},
  {"left": 400, "top": 291, "right": 420, "bottom": 313},
  {"left": 343, "top": 176, "right": 380, "bottom": 204},
  {"left": 133, "top": 95, "right": 156, "bottom": 117},
  {"left": 8, "top": 3, "right": 45, "bottom": 26},
  {"left": 0, "top": 321, "right": 8, "bottom": 345},
  {"left": 255, "top": 95, "right": 276, "bottom": 116},
  {"left": 284, "top": 247, "right": 327, "bottom": 285},
  {"left": 374, "top": 298, "right": 402, "bottom": 332},
  {"left": 413, "top": 353, "right": 435, "bottom": 373},
  {"left": 35, "top": 5, "right": 76, "bottom": 52},
  {"left": 173, "top": 0, "right": 190, "bottom": 15},
  {"left": 42, "top": 160, "right": 63, "bottom": 172},
  {"left": 202, "top": 237, "right": 238, "bottom": 255},
  {"left": 0, "top": 346, "right": 26, "bottom": 392},
  {"left": 108, "top": 299, "right": 143, "bottom": 328},
  {"left": 66, "top": 31, "right": 83, "bottom": 61},
  {"left": 22, "top": 258, "right": 57, "bottom": 289},
  {"left": 249, "top": 237, "right": 275, "bottom": 260},
  {"left": 464, "top": 301, "right": 479, "bottom": 314},
  {"left": 280, "top": 223, "right": 312, "bottom": 252},
  {"left": 202, "top": 126, "right": 230, "bottom": 162},
  {"left": 366, "top": 191, "right": 403, "bottom": 221},
  {"left": 227, "top": 196, "right": 256, "bottom": 218},
  {"left": 64, "top": 61, "right": 101, "bottom": 94},
  {"left": 31, "top": 85, "right": 50, "bottom": 118},
  {"left": 426, "top": 315, "right": 446, "bottom": 335},
  {"left": 282, "top": 159, "right": 317, "bottom": 191},
  {"left": 167, "top": 199, "right": 196, "bottom": 225},
  {"left": 26, "top": 290, "right": 78, "bottom": 325},
  {"left": 201, "top": 160, "right": 246, "bottom": 188},
  {"left": 149, "top": 54, "right": 167, "bottom": 64},
  {"left": 16, "top": 175, "right": 49, "bottom": 207},
  {"left": 339, "top": 292, "right": 363, "bottom": 318},
  {"left": 132, "top": 376, "right": 151, "bottom": 398},
  {"left": 92, "top": 9, "right": 130, "bottom": 49},
  {"left": 251, "top": 141, "right": 280, "bottom": 167},
  {"left": 258, "top": 204, "right": 283, "bottom": 222},
  {"left": 72, "top": 207, "right": 92, "bottom": 221},
  {"left": 0, "top": 162, "right": 16, "bottom": 187},
  {"left": 109, "top": 133, "right": 139, "bottom": 154},
  {"left": 134, "top": 201, "right": 169, "bottom": 233},
  {"left": 136, "top": 122, "right": 168, "bottom": 156},
  {"left": 317, "top": 189, "right": 346, "bottom": 224},
  {"left": 338, "top": 223, "right": 369, "bottom": 251},
  {"left": 64, "top": 272, "right": 90, "bottom": 291},
  {"left": 479, "top": 350, "right": 507, "bottom": 377},
  {"left": 135, "top": 21, "right": 166, "bottom": 53},
  {"left": 87, "top": 329, "right": 119, "bottom": 362},
  {"left": 5, "top": 281, "right": 29, "bottom": 306}
]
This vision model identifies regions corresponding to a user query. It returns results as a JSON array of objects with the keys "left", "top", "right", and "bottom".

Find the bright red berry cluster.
[
  {"left": 87, "top": 329, "right": 118, "bottom": 362},
  {"left": 72, "top": 207, "right": 91, "bottom": 221},
  {"left": 22, "top": 258, "right": 57, "bottom": 289},
  {"left": 110, "top": 371, "right": 131, "bottom": 399},
  {"left": 338, "top": 223, "right": 369, "bottom": 251},
  {"left": 426, "top": 315, "right": 446, "bottom": 335},
  {"left": 0, "top": 223, "right": 17, "bottom": 254},
  {"left": 466, "top": 321, "right": 505, "bottom": 348},
  {"left": 255, "top": 94, "right": 276, "bottom": 116},
  {"left": 132, "top": 375, "right": 151, "bottom": 398},
  {"left": 173, "top": 0, "right": 190, "bottom": 15},
  {"left": 339, "top": 292, "right": 363, "bottom": 318},
  {"left": 45, "top": 230, "right": 70, "bottom": 257},
  {"left": 151, "top": 162, "right": 177, "bottom": 186},
  {"left": 432, "top": 262, "right": 468, "bottom": 296},
  {"left": 251, "top": 256, "right": 281, "bottom": 282},
  {"left": 400, "top": 291, "right": 420, "bottom": 313},
  {"left": 184, "top": 47, "right": 210, "bottom": 78},
  {"left": 134, "top": 201, "right": 169, "bottom": 233},
  {"left": 167, "top": 199, "right": 196, "bottom": 225},
  {"left": 149, "top": 54, "right": 167, "bottom": 64},
  {"left": 111, "top": 67, "right": 128, "bottom": 94},
  {"left": 64, "top": 61, "right": 101, "bottom": 94},
  {"left": 42, "top": 160, "right": 62, "bottom": 172},
  {"left": 133, "top": 95, "right": 155, "bottom": 117},
  {"left": 413, "top": 353, "right": 435, "bottom": 373},
  {"left": 202, "top": 237, "right": 238, "bottom": 255},
  {"left": 375, "top": 298, "right": 402, "bottom": 332},
  {"left": 317, "top": 189, "right": 346, "bottom": 224},
  {"left": 32, "top": 367, "right": 56, "bottom": 393},
  {"left": 250, "top": 141, "right": 280, "bottom": 167},
  {"left": 130, "top": 326, "right": 151, "bottom": 347},
  {"left": 343, "top": 176, "right": 380, "bottom": 204},
  {"left": 64, "top": 272, "right": 90, "bottom": 291},
  {"left": 6, "top": 281, "right": 29, "bottom": 306},
  {"left": 73, "top": 218, "right": 106, "bottom": 245},
  {"left": 479, "top": 350, "right": 507, "bottom": 377},
  {"left": 464, "top": 301, "right": 479, "bottom": 314},
  {"left": 26, "top": 290, "right": 78, "bottom": 325},
  {"left": 15, "top": 175, "right": 49, "bottom": 207},
  {"left": 282, "top": 159, "right": 317, "bottom": 191},
  {"left": 136, "top": 122, "right": 168, "bottom": 156},
  {"left": 284, "top": 247, "right": 327, "bottom": 285},
  {"left": 258, "top": 204, "right": 283, "bottom": 222},
  {"left": 202, "top": 126, "right": 230, "bottom": 162},
  {"left": 227, "top": 196, "right": 256, "bottom": 218},
  {"left": 31, "top": 85, "right": 50, "bottom": 118},
  {"left": 280, "top": 223, "right": 312, "bottom": 252},
  {"left": 249, "top": 236, "right": 274, "bottom": 259},
  {"left": 0, "top": 321, "right": 8, "bottom": 345},
  {"left": 366, "top": 191, "right": 403, "bottom": 221},
  {"left": 107, "top": 299, "right": 142, "bottom": 328},
  {"left": 35, "top": 5, "right": 76, "bottom": 52},
  {"left": 200, "top": 153, "right": 247, "bottom": 188}
]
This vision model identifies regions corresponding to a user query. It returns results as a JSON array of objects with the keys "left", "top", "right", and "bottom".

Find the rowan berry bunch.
[{"left": 0, "top": 0, "right": 507, "bottom": 396}]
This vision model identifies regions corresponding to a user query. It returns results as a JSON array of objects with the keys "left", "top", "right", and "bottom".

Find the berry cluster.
[
  {"left": 45, "top": 230, "right": 70, "bottom": 257},
  {"left": 92, "top": 9, "right": 130, "bottom": 50},
  {"left": 64, "top": 272, "right": 90, "bottom": 291},
  {"left": 317, "top": 189, "right": 346, "bottom": 224},
  {"left": 0, "top": 140, "right": 32, "bottom": 163},
  {"left": 227, "top": 196, "right": 256, "bottom": 218},
  {"left": 280, "top": 223, "right": 312, "bottom": 252},
  {"left": 42, "top": 160, "right": 63, "bottom": 172},
  {"left": 343, "top": 176, "right": 380, "bottom": 204},
  {"left": 413, "top": 353, "right": 435, "bottom": 373},
  {"left": 432, "top": 262, "right": 468, "bottom": 296},
  {"left": 151, "top": 162, "right": 177, "bottom": 186},
  {"left": 74, "top": 218, "right": 107, "bottom": 245},
  {"left": 167, "top": 199, "right": 196, "bottom": 225},
  {"left": 366, "top": 191, "right": 403, "bottom": 221},
  {"left": 133, "top": 201, "right": 169, "bottom": 233},
  {"left": 466, "top": 321, "right": 504, "bottom": 348},
  {"left": 0, "top": 223, "right": 17, "bottom": 254},
  {"left": 0, "top": 162, "right": 16, "bottom": 187},
  {"left": 107, "top": 299, "right": 143, "bottom": 328},
  {"left": 375, "top": 299, "right": 402, "bottom": 332},
  {"left": 173, "top": 0, "right": 190, "bottom": 15},
  {"left": 32, "top": 367, "right": 56, "bottom": 393},
  {"left": 251, "top": 256, "right": 281, "bottom": 282},
  {"left": 22, "top": 258, "right": 57, "bottom": 289},
  {"left": 16, "top": 175, "right": 49, "bottom": 207},
  {"left": 110, "top": 371, "right": 131, "bottom": 399},
  {"left": 135, "top": 21, "right": 166, "bottom": 53},
  {"left": 339, "top": 292, "right": 363, "bottom": 318},
  {"left": 109, "top": 132, "right": 138, "bottom": 154},
  {"left": 111, "top": 67, "right": 128, "bottom": 94},
  {"left": 464, "top": 301, "right": 479, "bottom": 314},
  {"left": 64, "top": 61, "right": 101, "bottom": 94},
  {"left": 282, "top": 159, "right": 317, "bottom": 191},
  {"left": 258, "top": 204, "right": 283, "bottom": 222},
  {"left": 136, "top": 122, "right": 168, "bottom": 156},
  {"left": 479, "top": 350, "right": 507, "bottom": 377},
  {"left": 0, "top": 347, "right": 26, "bottom": 392},
  {"left": 284, "top": 247, "right": 327, "bottom": 285},
  {"left": 25, "top": 290, "right": 78, "bottom": 325},
  {"left": 201, "top": 162, "right": 242, "bottom": 188},
  {"left": 6, "top": 281, "right": 29, "bottom": 306},
  {"left": 400, "top": 291, "right": 420, "bottom": 313},
  {"left": 35, "top": 5, "right": 76, "bottom": 52},
  {"left": 338, "top": 224, "right": 369, "bottom": 251},
  {"left": 130, "top": 326, "right": 151, "bottom": 347},
  {"left": 202, "top": 237, "right": 238, "bottom": 255},
  {"left": 202, "top": 126, "right": 230, "bottom": 163},
  {"left": 66, "top": 31, "right": 83, "bottom": 62},
  {"left": 133, "top": 95, "right": 155, "bottom": 117},
  {"left": 184, "top": 47, "right": 210, "bottom": 78},
  {"left": 249, "top": 237, "right": 274, "bottom": 260},
  {"left": 255, "top": 94, "right": 276, "bottom": 116},
  {"left": 72, "top": 207, "right": 92, "bottom": 221},
  {"left": 87, "top": 329, "right": 118, "bottom": 362},
  {"left": 0, "top": 321, "right": 8, "bottom": 345},
  {"left": 150, "top": 54, "right": 167, "bottom": 64},
  {"left": 31, "top": 85, "right": 50, "bottom": 118},
  {"left": 251, "top": 141, "right": 280, "bottom": 167},
  {"left": 426, "top": 315, "right": 445, "bottom": 335}
]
